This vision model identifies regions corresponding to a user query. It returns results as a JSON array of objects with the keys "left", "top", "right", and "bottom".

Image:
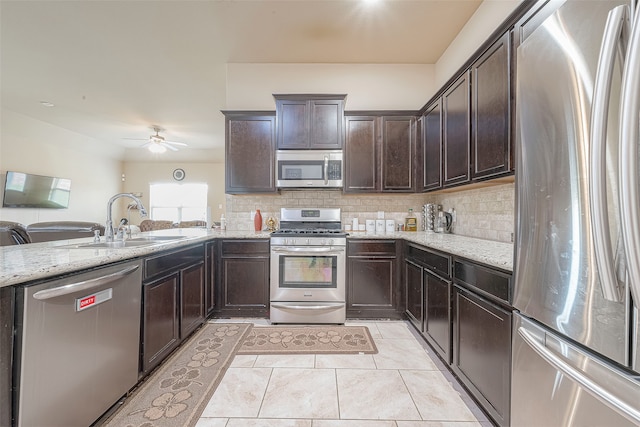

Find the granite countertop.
[
  {"left": 348, "top": 231, "right": 514, "bottom": 272},
  {"left": 1, "top": 228, "right": 512, "bottom": 289},
  {"left": 0, "top": 228, "right": 270, "bottom": 288}
]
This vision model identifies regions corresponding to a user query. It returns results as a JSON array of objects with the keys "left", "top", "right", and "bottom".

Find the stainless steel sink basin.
[{"left": 57, "top": 235, "right": 187, "bottom": 249}]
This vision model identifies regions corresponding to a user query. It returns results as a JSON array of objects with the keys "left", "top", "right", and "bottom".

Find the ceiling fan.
[{"left": 124, "top": 126, "right": 188, "bottom": 153}]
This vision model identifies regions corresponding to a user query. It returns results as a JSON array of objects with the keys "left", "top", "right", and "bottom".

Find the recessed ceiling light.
[{"left": 40, "top": 101, "right": 55, "bottom": 107}]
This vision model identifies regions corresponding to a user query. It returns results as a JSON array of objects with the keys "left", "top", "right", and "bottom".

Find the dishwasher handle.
[{"left": 33, "top": 264, "right": 140, "bottom": 300}]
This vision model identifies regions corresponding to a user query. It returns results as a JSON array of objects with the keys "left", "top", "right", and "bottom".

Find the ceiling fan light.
[{"left": 148, "top": 143, "right": 167, "bottom": 154}]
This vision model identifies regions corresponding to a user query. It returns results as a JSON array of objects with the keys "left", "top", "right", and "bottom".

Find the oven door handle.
[
  {"left": 271, "top": 247, "right": 345, "bottom": 254},
  {"left": 271, "top": 303, "right": 343, "bottom": 310}
]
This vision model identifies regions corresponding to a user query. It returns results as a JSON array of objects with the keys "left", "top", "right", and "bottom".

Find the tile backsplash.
[
  {"left": 225, "top": 182, "right": 515, "bottom": 243},
  {"left": 428, "top": 183, "right": 515, "bottom": 242}
]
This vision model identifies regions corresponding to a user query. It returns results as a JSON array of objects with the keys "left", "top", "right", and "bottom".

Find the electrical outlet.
[{"left": 377, "top": 211, "right": 385, "bottom": 219}]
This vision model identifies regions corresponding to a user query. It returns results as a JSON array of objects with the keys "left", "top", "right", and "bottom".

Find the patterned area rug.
[
  {"left": 237, "top": 325, "right": 378, "bottom": 355},
  {"left": 101, "top": 323, "right": 251, "bottom": 427}
]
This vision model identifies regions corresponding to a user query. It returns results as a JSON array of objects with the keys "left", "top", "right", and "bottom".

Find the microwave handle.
[{"left": 324, "top": 155, "right": 329, "bottom": 185}]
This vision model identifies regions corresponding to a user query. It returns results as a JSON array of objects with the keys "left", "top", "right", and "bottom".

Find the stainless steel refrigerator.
[{"left": 513, "top": 0, "right": 640, "bottom": 425}]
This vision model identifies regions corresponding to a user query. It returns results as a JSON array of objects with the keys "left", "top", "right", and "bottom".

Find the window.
[{"left": 149, "top": 183, "right": 208, "bottom": 223}]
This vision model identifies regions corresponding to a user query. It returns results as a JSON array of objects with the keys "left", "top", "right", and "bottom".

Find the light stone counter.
[
  {"left": 348, "top": 231, "right": 513, "bottom": 272},
  {"left": 0, "top": 228, "right": 270, "bottom": 288},
  {"left": 1, "top": 228, "right": 512, "bottom": 288}
]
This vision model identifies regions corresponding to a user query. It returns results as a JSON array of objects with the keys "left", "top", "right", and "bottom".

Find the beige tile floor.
[{"left": 197, "top": 320, "right": 491, "bottom": 427}]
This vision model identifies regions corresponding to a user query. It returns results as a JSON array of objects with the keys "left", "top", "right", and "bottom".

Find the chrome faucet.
[{"left": 105, "top": 193, "right": 147, "bottom": 242}]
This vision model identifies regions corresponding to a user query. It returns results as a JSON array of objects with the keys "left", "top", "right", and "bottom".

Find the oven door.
[{"left": 270, "top": 245, "right": 346, "bottom": 302}]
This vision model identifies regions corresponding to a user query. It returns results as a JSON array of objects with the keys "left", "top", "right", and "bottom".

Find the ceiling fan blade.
[
  {"left": 123, "top": 137, "right": 148, "bottom": 141},
  {"left": 165, "top": 141, "right": 188, "bottom": 147},
  {"left": 162, "top": 142, "right": 179, "bottom": 151}
]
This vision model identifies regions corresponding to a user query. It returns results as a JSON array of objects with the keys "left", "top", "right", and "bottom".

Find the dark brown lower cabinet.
[
  {"left": 452, "top": 285, "right": 512, "bottom": 427},
  {"left": 217, "top": 239, "right": 270, "bottom": 317},
  {"left": 423, "top": 268, "right": 451, "bottom": 363},
  {"left": 142, "top": 274, "right": 180, "bottom": 373},
  {"left": 141, "top": 244, "right": 206, "bottom": 374},
  {"left": 347, "top": 240, "right": 401, "bottom": 319},
  {"left": 404, "top": 243, "right": 452, "bottom": 363},
  {"left": 404, "top": 259, "right": 423, "bottom": 330},
  {"left": 180, "top": 263, "right": 205, "bottom": 338},
  {"left": 1, "top": 287, "right": 14, "bottom": 427},
  {"left": 205, "top": 241, "right": 215, "bottom": 316}
]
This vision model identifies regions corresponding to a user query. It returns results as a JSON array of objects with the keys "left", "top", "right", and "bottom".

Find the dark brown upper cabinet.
[
  {"left": 223, "top": 111, "right": 277, "bottom": 194},
  {"left": 274, "top": 94, "right": 346, "bottom": 150},
  {"left": 344, "top": 115, "right": 379, "bottom": 192},
  {"left": 344, "top": 112, "right": 416, "bottom": 193},
  {"left": 382, "top": 115, "right": 416, "bottom": 192},
  {"left": 421, "top": 99, "right": 443, "bottom": 191},
  {"left": 443, "top": 71, "right": 471, "bottom": 188},
  {"left": 471, "top": 32, "right": 512, "bottom": 181}
]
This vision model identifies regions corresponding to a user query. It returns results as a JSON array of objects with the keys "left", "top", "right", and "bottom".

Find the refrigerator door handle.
[
  {"left": 619, "top": 0, "right": 640, "bottom": 305},
  {"left": 590, "top": 5, "right": 629, "bottom": 302},
  {"left": 518, "top": 326, "right": 640, "bottom": 425}
]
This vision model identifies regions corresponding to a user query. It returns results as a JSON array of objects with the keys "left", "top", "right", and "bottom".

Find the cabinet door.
[
  {"left": 143, "top": 274, "right": 180, "bottom": 373},
  {"left": 422, "top": 100, "right": 443, "bottom": 191},
  {"left": 453, "top": 286, "right": 512, "bottom": 427},
  {"left": 180, "top": 262, "right": 205, "bottom": 338},
  {"left": 225, "top": 112, "right": 276, "bottom": 194},
  {"left": 404, "top": 259, "right": 423, "bottom": 330},
  {"left": 381, "top": 116, "right": 416, "bottom": 192},
  {"left": 205, "top": 241, "right": 215, "bottom": 316},
  {"left": 310, "top": 99, "right": 344, "bottom": 149},
  {"left": 471, "top": 32, "right": 511, "bottom": 180},
  {"left": 424, "top": 269, "right": 451, "bottom": 363},
  {"left": 443, "top": 72, "right": 471, "bottom": 187},
  {"left": 220, "top": 257, "right": 269, "bottom": 316},
  {"left": 0, "top": 287, "right": 13, "bottom": 427},
  {"left": 276, "top": 99, "right": 308, "bottom": 149},
  {"left": 344, "top": 115, "right": 379, "bottom": 192},
  {"left": 347, "top": 257, "right": 395, "bottom": 314}
]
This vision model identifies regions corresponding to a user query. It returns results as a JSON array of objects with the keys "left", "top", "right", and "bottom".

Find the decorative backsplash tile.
[
  {"left": 224, "top": 182, "right": 515, "bottom": 243},
  {"left": 427, "top": 183, "right": 515, "bottom": 243}
]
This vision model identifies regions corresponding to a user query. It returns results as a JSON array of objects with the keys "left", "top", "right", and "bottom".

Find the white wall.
[
  {"left": 0, "top": 109, "right": 123, "bottom": 225},
  {"left": 226, "top": 63, "right": 435, "bottom": 110},
  {"left": 121, "top": 161, "right": 225, "bottom": 225},
  {"left": 435, "top": 0, "right": 521, "bottom": 88}
]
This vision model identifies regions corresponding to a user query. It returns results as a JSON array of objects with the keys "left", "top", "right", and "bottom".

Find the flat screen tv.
[{"left": 2, "top": 171, "right": 71, "bottom": 209}]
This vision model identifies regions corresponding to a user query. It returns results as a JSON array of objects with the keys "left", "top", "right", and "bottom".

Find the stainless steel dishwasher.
[{"left": 16, "top": 260, "right": 142, "bottom": 427}]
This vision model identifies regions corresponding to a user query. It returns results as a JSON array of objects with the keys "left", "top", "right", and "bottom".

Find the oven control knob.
[
  {"left": 306, "top": 238, "right": 310, "bottom": 245},
  {"left": 328, "top": 239, "right": 333, "bottom": 245},
  {"left": 321, "top": 239, "right": 326, "bottom": 245}
]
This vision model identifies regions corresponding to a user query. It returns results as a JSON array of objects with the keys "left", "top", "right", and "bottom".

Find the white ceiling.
[{"left": 1, "top": 0, "right": 482, "bottom": 162}]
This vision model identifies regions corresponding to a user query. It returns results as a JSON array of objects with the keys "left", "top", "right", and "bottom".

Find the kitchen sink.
[{"left": 57, "top": 235, "right": 187, "bottom": 249}]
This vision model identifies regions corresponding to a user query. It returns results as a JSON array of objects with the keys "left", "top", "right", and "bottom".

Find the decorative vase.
[{"left": 254, "top": 209, "right": 262, "bottom": 232}]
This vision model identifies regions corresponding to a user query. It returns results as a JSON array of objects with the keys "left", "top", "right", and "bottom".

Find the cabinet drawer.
[
  {"left": 221, "top": 239, "right": 270, "bottom": 256},
  {"left": 405, "top": 243, "right": 450, "bottom": 277},
  {"left": 348, "top": 239, "right": 397, "bottom": 256},
  {"left": 144, "top": 244, "right": 205, "bottom": 281},
  {"left": 453, "top": 260, "right": 511, "bottom": 305}
]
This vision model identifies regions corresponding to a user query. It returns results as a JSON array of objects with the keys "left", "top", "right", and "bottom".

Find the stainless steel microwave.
[{"left": 276, "top": 150, "right": 343, "bottom": 188}]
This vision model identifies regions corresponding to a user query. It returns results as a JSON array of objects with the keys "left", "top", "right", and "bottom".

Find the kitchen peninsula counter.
[
  {"left": 0, "top": 229, "right": 271, "bottom": 288},
  {"left": 349, "top": 231, "right": 513, "bottom": 272}
]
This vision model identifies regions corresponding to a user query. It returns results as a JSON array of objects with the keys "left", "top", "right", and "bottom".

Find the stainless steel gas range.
[{"left": 270, "top": 208, "right": 346, "bottom": 324}]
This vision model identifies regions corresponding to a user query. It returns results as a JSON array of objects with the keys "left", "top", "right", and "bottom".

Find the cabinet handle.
[{"left": 33, "top": 264, "right": 140, "bottom": 300}]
